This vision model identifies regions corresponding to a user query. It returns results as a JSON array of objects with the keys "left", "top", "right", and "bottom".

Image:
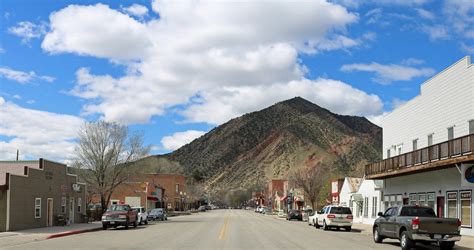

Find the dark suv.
[{"left": 287, "top": 210, "right": 302, "bottom": 221}]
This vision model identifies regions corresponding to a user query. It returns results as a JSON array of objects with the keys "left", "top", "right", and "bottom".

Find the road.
[{"left": 5, "top": 209, "right": 468, "bottom": 249}]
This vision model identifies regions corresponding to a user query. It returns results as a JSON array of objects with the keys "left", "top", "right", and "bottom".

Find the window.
[
  {"left": 427, "top": 193, "right": 435, "bottom": 210},
  {"left": 383, "top": 195, "right": 390, "bottom": 211},
  {"left": 61, "top": 197, "right": 66, "bottom": 213},
  {"left": 448, "top": 127, "right": 454, "bottom": 140},
  {"left": 412, "top": 139, "right": 418, "bottom": 151},
  {"left": 409, "top": 193, "right": 417, "bottom": 205},
  {"left": 398, "top": 147, "right": 402, "bottom": 155},
  {"left": 77, "top": 197, "right": 82, "bottom": 213},
  {"left": 428, "top": 134, "right": 433, "bottom": 146},
  {"left": 387, "top": 149, "right": 391, "bottom": 158},
  {"left": 447, "top": 192, "right": 458, "bottom": 218},
  {"left": 460, "top": 191, "right": 471, "bottom": 227},
  {"left": 35, "top": 198, "right": 41, "bottom": 218},
  {"left": 470, "top": 120, "right": 474, "bottom": 135},
  {"left": 363, "top": 197, "right": 369, "bottom": 218},
  {"left": 372, "top": 197, "right": 378, "bottom": 217},
  {"left": 418, "top": 193, "right": 426, "bottom": 206},
  {"left": 175, "top": 184, "right": 179, "bottom": 194},
  {"left": 396, "top": 195, "right": 403, "bottom": 206}
]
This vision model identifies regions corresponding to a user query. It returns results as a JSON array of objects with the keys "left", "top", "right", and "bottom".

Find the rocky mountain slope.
[{"left": 140, "top": 97, "right": 382, "bottom": 190}]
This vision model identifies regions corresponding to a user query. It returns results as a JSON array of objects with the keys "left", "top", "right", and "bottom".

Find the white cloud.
[
  {"left": 401, "top": 58, "right": 424, "bottom": 66},
  {"left": 161, "top": 130, "right": 206, "bottom": 151},
  {"left": 41, "top": 1, "right": 384, "bottom": 126},
  {"left": 443, "top": 0, "right": 474, "bottom": 39},
  {"left": 392, "top": 98, "right": 407, "bottom": 109},
  {"left": 460, "top": 42, "right": 474, "bottom": 54},
  {"left": 0, "top": 47, "right": 5, "bottom": 53},
  {"left": 8, "top": 21, "right": 47, "bottom": 44},
  {"left": 13, "top": 95, "right": 21, "bottom": 100},
  {"left": 0, "top": 67, "right": 55, "bottom": 84},
  {"left": 181, "top": 79, "right": 383, "bottom": 125},
  {"left": 122, "top": 4, "right": 148, "bottom": 19},
  {"left": 421, "top": 25, "right": 450, "bottom": 41},
  {"left": 341, "top": 61, "right": 435, "bottom": 85},
  {"left": 0, "top": 97, "right": 84, "bottom": 161},
  {"left": 42, "top": 4, "right": 152, "bottom": 61},
  {"left": 415, "top": 8, "right": 435, "bottom": 20}
]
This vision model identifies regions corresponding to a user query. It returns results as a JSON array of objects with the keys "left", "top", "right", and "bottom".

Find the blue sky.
[{"left": 0, "top": 0, "right": 473, "bottom": 162}]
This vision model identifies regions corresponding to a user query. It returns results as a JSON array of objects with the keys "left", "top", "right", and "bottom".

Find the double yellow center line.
[{"left": 218, "top": 216, "right": 230, "bottom": 240}]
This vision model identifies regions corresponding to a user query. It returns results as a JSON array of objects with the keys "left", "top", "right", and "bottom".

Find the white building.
[
  {"left": 366, "top": 56, "right": 474, "bottom": 236},
  {"left": 339, "top": 177, "right": 384, "bottom": 225}
]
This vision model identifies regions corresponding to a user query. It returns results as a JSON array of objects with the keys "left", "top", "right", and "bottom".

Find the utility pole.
[{"left": 16, "top": 149, "right": 19, "bottom": 161}]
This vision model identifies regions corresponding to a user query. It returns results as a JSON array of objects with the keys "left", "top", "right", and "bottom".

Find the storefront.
[{"left": 381, "top": 166, "right": 473, "bottom": 236}]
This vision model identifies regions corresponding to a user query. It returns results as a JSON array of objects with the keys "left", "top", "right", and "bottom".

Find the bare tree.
[
  {"left": 73, "top": 121, "right": 150, "bottom": 210},
  {"left": 289, "top": 163, "right": 330, "bottom": 210}
]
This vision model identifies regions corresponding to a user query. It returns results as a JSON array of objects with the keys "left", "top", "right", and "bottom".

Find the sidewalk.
[
  {"left": 0, "top": 222, "right": 102, "bottom": 248},
  {"left": 352, "top": 223, "right": 474, "bottom": 249}
]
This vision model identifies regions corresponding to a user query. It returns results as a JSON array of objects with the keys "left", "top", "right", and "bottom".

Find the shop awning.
[
  {"left": 294, "top": 195, "right": 304, "bottom": 202},
  {"left": 147, "top": 196, "right": 159, "bottom": 201},
  {"left": 280, "top": 195, "right": 287, "bottom": 201}
]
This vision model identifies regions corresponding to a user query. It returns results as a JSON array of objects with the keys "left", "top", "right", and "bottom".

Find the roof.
[{"left": 346, "top": 177, "right": 362, "bottom": 193}]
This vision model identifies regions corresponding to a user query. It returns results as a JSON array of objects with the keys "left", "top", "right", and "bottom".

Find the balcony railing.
[{"left": 365, "top": 134, "right": 474, "bottom": 177}]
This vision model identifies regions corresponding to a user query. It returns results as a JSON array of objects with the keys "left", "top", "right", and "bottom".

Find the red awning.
[
  {"left": 147, "top": 196, "right": 159, "bottom": 201},
  {"left": 280, "top": 195, "right": 287, "bottom": 201}
]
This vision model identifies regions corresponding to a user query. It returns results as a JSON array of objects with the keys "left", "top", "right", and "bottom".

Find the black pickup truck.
[{"left": 373, "top": 205, "right": 461, "bottom": 250}]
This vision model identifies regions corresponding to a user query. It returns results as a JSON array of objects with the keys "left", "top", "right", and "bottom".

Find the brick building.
[
  {"left": 0, "top": 159, "right": 86, "bottom": 232},
  {"left": 94, "top": 173, "right": 187, "bottom": 211},
  {"left": 266, "top": 179, "right": 287, "bottom": 211}
]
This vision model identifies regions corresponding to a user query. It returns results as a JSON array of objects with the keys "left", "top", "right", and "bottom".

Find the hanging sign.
[{"left": 461, "top": 164, "right": 474, "bottom": 187}]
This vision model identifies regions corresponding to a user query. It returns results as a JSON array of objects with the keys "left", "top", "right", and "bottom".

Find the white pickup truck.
[{"left": 132, "top": 207, "right": 148, "bottom": 225}]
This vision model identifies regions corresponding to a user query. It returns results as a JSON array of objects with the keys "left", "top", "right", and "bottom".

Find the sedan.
[
  {"left": 287, "top": 210, "right": 302, "bottom": 221},
  {"left": 147, "top": 208, "right": 168, "bottom": 221}
]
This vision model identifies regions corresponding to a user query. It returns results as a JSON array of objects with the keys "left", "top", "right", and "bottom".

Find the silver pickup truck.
[{"left": 373, "top": 205, "right": 461, "bottom": 250}]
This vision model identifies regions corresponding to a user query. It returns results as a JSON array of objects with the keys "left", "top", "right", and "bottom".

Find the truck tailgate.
[{"left": 419, "top": 218, "right": 459, "bottom": 234}]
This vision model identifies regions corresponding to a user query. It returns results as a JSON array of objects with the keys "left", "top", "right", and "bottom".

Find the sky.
[{"left": 0, "top": 0, "right": 473, "bottom": 163}]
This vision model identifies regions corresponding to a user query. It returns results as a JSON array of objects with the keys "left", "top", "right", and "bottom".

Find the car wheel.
[
  {"left": 138, "top": 217, "right": 142, "bottom": 225},
  {"left": 133, "top": 220, "right": 137, "bottom": 228},
  {"left": 145, "top": 219, "right": 148, "bottom": 225},
  {"left": 400, "top": 230, "right": 414, "bottom": 250},
  {"left": 373, "top": 226, "right": 383, "bottom": 243},
  {"left": 323, "top": 220, "right": 328, "bottom": 231},
  {"left": 102, "top": 224, "right": 107, "bottom": 230},
  {"left": 345, "top": 226, "right": 351, "bottom": 232},
  {"left": 165, "top": 217, "right": 167, "bottom": 220},
  {"left": 125, "top": 220, "right": 129, "bottom": 229},
  {"left": 315, "top": 219, "right": 320, "bottom": 229},
  {"left": 439, "top": 242, "right": 455, "bottom": 250}
]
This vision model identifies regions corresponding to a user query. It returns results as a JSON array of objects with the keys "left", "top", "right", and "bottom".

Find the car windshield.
[
  {"left": 108, "top": 205, "right": 129, "bottom": 211},
  {"left": 329, "top": 207, "right": 352, "bottom": 214},
  {"left": 400, "top": 207, "right": 436, "bottom": 217}
]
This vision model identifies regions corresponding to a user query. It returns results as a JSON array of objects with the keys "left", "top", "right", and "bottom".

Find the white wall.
[
  {"left": 382, "top": 56, "right": 474, "bottom": 159},
  {"left": 383, "top": 168, "right": 474, "bottom": 236},
  {"left": 353, "top": 180, "right": 383, "bottom": 225},
  {"left": 339, "top": 178, "right": 355, "bottom": 207}
]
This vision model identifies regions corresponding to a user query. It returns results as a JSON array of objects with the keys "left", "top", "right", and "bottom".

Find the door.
[
  {"left": 386, "top": 207, "right": 399, "bottom": 237},
  {"left": 47, "top": 198, "right": 53, "bottom": 227},
  {"left": 437, "top": 196, "right": 445, "bottom": 218},
  {"left": 69, "top": 198, "right": 75, "bottom": 224},
  {"left": 378, "top": 208, "right": 392, "bottom": 236}
]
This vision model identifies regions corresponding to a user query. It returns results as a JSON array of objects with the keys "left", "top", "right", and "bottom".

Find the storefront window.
[
  {"left": 409, "top": 193, "right": 417, "bottom": 205},
  {"left": 418, "top": 193, "right": 426, "bottom": 206},
  {"left": 383, "top": 195, "right": 390, "bottom": 210},
  {"left": 77, "top": 197, "right": 82, "bottom": 213},
  {"left": 447, "top": 192, "right": 458, "bottom": 218},
  {"left": 372, "top": 197, "right": 378, "bottom": 217},
  {"left": 396, "top": 195, "right": 403, "bottom": 206},
  {"left": 427, "top": 193, "right": 435, "bottom": 210},
  {"left": 363, "top": 197, "right": 369, "bottom": 218},
  {"left": 460, "top": 191, "right": 472, "bottom": 227}
]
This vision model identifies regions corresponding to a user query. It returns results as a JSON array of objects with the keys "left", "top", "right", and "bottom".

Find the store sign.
[
  {"left": 72, "top": 183, "right": 81, "bottom": 192},
  {"left": 461, "top": 192, "right": 471, "bottom": 199},
  {"left": 331, "top": 181, "right": 338, "bottom": 195},
  {"left": 447, "top": 192, "right": 457, "bottom": 200},
  {"left": 461, "top": 164, "right": 474, "bottom": 187}
]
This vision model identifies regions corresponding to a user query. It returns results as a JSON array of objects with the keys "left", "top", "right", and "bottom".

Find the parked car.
[
  {"left": 262, "top": 207, "right": 271, "bottom": 215},
  {"left": 254, "top": 206, "right": 261, "bottom": 213},
  {"left": 307, "top": 210, "right": 317, "bottom": 226},
  {"left": 315, "top": 205, "right": 353, "bottom": 231},
  {"left": 302, "top": 208, "right": 313, "bottom": 222},
  {"left": 373, "top": 205, "right": 461, "bottom": 250},
  {"left": 198, "top": 205, "right": 207, "bottom": 212},
  {"left": 147, "top": 208, "right": 168, "bottom": 221},
  {"left": 101, "top": 204, "right": 138, "bottom": 230},
  {"left": 132, "top": 206, "right": 148, "bottom": 225},
  {"left": 287, "top": 210, "right": 303, "bottom": 221}
]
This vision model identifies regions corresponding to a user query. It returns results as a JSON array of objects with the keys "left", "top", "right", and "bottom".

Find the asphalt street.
[{"left": 4, "top": 209, "right": 470, "bottom": 249}]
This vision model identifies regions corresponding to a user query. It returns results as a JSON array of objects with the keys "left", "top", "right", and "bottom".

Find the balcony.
[{"left": 365, "top": 134, "right": 474, "bottom": 179}]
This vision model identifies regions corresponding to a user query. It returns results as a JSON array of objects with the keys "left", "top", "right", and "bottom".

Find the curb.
[{"left": 46, "top": 227, "right": 102, "bottom": 240}]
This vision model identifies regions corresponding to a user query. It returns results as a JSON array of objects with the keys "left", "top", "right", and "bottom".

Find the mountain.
[{"left": 140, "top": 97, "right": 382, "bottom": 190}]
